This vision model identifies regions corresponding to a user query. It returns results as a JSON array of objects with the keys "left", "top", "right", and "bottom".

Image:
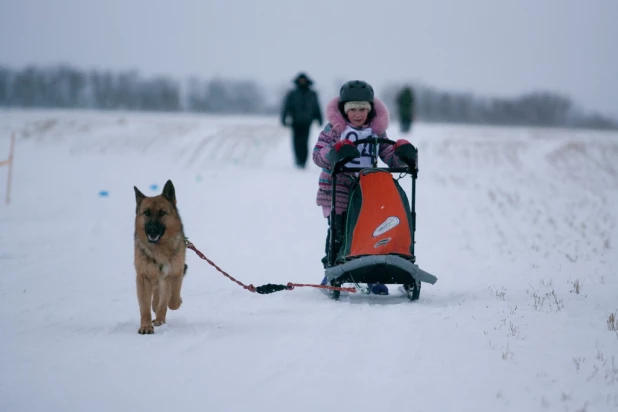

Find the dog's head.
[{"left": 134, "top": 180, "right": 182, "bottom": 245}]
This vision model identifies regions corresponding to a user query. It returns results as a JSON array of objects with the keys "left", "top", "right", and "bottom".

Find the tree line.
[
  {"left": 382, "top": 83, "right": 617, "bottom": 130},
  {"left": 0, "top": 65, "right": 615, "bottom": 130},
  {"left": 0, "top": 65, "right": 274, "bottom": 114}
]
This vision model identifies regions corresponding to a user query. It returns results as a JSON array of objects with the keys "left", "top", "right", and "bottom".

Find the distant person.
[
  {"left": 281, "top": 73, "right": 323, "bottom": 169},
  {"left": 396, "top": 86, "right": 416, "bottom": 133}
]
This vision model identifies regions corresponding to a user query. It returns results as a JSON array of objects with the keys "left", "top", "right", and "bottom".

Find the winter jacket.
[
  {"left": 281, "top": 86, "right": 323, "bottom": 126},
  {"left": 312, "top": 97, "right": 405, "bottom": 217}
]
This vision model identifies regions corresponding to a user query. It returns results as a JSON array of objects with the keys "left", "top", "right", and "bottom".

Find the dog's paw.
[
  {"left": 152, "top": 318, "right": 166, "bottom": 327},
  {"left": 138, "top": 325, "right": 154, "bottom": 335}
]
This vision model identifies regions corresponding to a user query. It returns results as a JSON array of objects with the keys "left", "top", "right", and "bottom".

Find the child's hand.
[
  {"left": 334, "top": 139, "right": 355, "bottom": 152},
  {"left": 328, "top": 140, "right": 360, "bottom": 164},
  {"left": 393, "top": 139, "right": 417, "bottom": 167},
  {"left": 394, "top": 139, "right": 411, "bottom": 149}
]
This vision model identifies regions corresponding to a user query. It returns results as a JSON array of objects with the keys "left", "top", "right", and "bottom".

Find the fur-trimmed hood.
[{"left": 325, "top": 96, "right": 390, "bottom": 135}]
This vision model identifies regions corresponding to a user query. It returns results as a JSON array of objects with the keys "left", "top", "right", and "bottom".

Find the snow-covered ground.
[{"left": 1, "top": 108, "right": 617, "bottom": 412}]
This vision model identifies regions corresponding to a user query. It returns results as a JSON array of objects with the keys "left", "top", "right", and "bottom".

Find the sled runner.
[{"left": 323, "top": 137, "right": 438, "bottom": 300}]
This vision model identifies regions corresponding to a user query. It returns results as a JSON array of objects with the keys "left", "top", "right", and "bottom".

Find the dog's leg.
[
  {"left": 152, "top": 277, "right": 169, "bottom": 326},
  {"left": 168, "top": 274, "right": 183, "bottom": 310},
  {"left": 136, "top": 275, "right": 154, "bottom": 334},
  {"left": 152, "top": 280, "right": 160, "bottom": 313}
]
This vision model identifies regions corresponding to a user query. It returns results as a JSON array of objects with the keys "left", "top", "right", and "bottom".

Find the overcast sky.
[{"left": 1, "top": 0, "right": 617, "bottom": 117}]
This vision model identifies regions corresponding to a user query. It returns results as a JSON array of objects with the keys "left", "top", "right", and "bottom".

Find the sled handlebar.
[
  {"left": 331, "top": 137, "right": 417, "bottom": 176},
  {"left": 351, "top": 137, "right": 396, "bottom": 147},
  {"left": 336, "top": 166, "right": 411, "bottom": 173}
]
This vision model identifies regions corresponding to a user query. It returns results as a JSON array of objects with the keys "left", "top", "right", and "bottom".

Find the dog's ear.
[
  {"left": 134, "top": 186, "right": 146, "bottom": 207},
  {"left": 162, "top": 180, "right": 176, "bottom": 205}
]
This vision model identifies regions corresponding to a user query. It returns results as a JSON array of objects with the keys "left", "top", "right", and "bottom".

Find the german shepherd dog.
[{"left": 134, "top": 180, "right": 187, "bottom": 334}]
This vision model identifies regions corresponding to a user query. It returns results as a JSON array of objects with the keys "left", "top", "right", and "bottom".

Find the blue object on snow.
[
  {"left": 99, "top": 190, "right": 109, "bottom": 197},
  {"left": 368, "top": 283, "right": 389, "bottom": 295},
  {"left": 149, "top": 184, "right": 158, "bottom": 191}
]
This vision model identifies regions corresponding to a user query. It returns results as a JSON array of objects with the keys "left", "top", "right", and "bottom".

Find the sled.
[{"left": 323, "top": 137, "right": 438, "bottom": 300}]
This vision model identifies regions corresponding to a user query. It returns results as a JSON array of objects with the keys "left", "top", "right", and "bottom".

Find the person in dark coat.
[
  {"left": 281, "top": 73, "right": 323, "bottom": 168},
  {"left": 396, "top": 86, "right": 416, "bottom": 133}
]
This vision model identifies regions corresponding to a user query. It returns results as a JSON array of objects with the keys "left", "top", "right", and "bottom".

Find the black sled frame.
[{"left": 324, "top": 137, "right": 437, "bottom": 300}]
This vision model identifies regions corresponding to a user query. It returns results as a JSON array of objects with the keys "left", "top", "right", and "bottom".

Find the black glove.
[
  {"left": 394, "top": 139, "right": 417, "bottom": 167},
  {"left": 327, "top": 140, "right": 360, "bottom": 164}
]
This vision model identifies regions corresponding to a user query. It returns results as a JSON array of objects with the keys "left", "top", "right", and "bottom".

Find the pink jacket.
[{"left": 312, "top": 96, "right": 404, "bottom": 217}]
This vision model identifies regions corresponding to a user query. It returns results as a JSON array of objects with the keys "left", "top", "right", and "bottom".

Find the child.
[{"left": 312, "top": 80, "right": 413, "bottom": 295}]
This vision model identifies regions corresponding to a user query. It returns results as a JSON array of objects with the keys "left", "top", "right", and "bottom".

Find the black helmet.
[{"left": 339, "top": 80, "right": 374, "bottom": 103}]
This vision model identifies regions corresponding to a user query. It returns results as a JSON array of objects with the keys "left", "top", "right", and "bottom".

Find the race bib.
[{"left": 340, "top": 126, "right": 378, "bottom": 169}]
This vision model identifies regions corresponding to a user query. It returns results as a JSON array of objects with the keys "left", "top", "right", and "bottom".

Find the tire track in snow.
[{"left": 2, "top": 112, "right": 288, "bottom": 169}]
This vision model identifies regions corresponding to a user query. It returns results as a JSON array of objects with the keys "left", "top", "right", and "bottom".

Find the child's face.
[{"left": 347, "top": 107, "right": 369, "bottom": 127}]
